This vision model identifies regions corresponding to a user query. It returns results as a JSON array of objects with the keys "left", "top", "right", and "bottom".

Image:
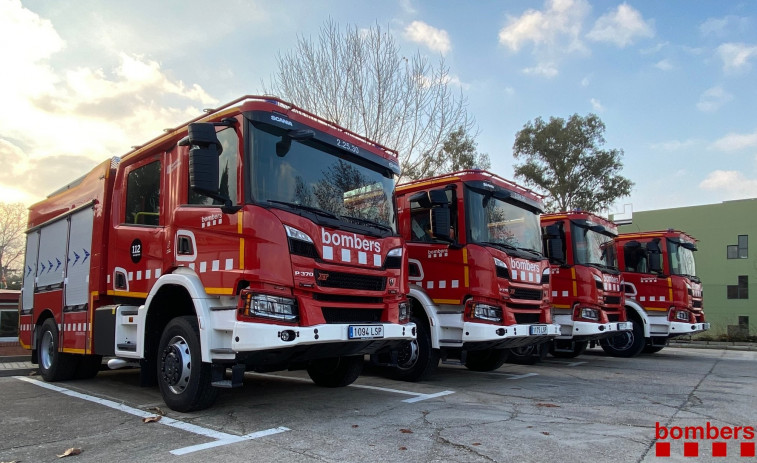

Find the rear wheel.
[
  {"left": 507, "top": 342, "right": 548, "bottom": 365},
  {"left": 391, "top": 316, "right": 439, "bottom": 382},
  {"left": 600, "top": 318, "right": 645, "bottom": 358},
  {"left": 37, "top": 319, "right": 78, "bottom": 382},
  {"left": 157, "top": 316, "right": 218, "bottom": 412},
  {"left": 549, "top": 340, "right": 588, "bottom": 359},
  {"left": 307, "top": 356, "right": 363, "bottom": 387},
  {"left": 464, "top": 349, "right": 509, "bottom": 372}
]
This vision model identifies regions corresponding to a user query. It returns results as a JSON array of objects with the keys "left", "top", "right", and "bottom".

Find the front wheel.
[
  {"left": 600, "top": 318, "right": 645, "bottom": 358},
  {"left": 157, "top": 316, "right": 218, "bottom": 412},
  {"left": 465, "top": 349, "right": 509, "bottom": 372},
  {"left": 307, "top": 356, "right": 363, "bottom": 387},
  {"left": 391, "top": 317, "right": 439, "bottom": 382},
  {"left": 507, "top": 342, "right": 548, "bottom": 365},
  {"left": 37, "top": 319, "right": 77, "bottom": 382}
]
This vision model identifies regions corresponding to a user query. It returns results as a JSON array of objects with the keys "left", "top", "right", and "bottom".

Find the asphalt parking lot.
[{"left": 1, "top": 347, "right": 755, "bottom": 463}]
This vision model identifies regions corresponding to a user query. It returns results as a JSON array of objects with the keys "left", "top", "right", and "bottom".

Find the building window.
[
  {"left": 727, "top": 275, "right": 748, "bottom": 299},
  {"left": 727, "top": 235, "right": 748, "bottom": 259},
  {"left": 0, "top": 309, "right": 19, "bottom": 339}
]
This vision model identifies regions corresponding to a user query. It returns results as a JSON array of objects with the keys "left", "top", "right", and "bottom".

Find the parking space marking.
[
  {"left": 543, "top": 360, "right": 587, "bottom": 367},
  {"left": 14, "top": 376, "right": 289, "bottom": 455},
  {"left": 253, "top": 373, "right": 455, "bottom": 403}
]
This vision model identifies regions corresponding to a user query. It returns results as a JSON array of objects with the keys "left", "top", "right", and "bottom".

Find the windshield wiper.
[
  {"left": 517, "top": 247, "right": 543, "bottom": 257},
  {"left": 266, "top": 200, "right": 339, "bottom": 219},
  {"left": 478, "top": 241, "right": 517, "bottom": 251},
  {"left": 339, "top": 214, "right": 393, "bottom": 233}
]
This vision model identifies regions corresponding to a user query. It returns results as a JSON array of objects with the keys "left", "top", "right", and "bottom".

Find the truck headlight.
[
  {"left": 675, "top": 310, "right": 689, "bottom": 321},
  {"left": 472, "top": 303, "right": 503, "bottom": 322},
  {"left": 578, "top": 307, "right": 600, "bottom": 321},
  {"left": 398, "top": 301, "right": 411, "bottom": 324},
  {"left": 245, "top": 293, "right": 299, "bottom": 322}
]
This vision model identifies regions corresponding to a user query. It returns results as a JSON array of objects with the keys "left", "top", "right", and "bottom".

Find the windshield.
[
  {"left": 571, "top": 222, "right": 617, "bottom": 268},
  {"left": 668, "top": 240, "right": 697, "bottom": 277},
  {"left": 465, "top": 188, "right": 542, "bottom": 251},
  {"left": 247, "top": 121, "right": 396, "bottom": 233}
]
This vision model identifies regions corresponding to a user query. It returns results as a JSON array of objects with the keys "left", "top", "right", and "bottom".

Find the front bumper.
[
  {"left": 461, "top": 322, "right": 561, "bottom": 349},
  {"left": 668, "top": 321, "right": 710, "bottom": 337},
  {"left": 231, "top": 321, "right": 416, "bottom": 354},
  {"left": 556, "top": 320, "right": 633, "bottom": 341}
]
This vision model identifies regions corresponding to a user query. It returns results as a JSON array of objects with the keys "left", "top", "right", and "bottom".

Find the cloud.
[
  {"left": 587, "top": 3, "right": 654, "bottom": 48},
  {"left": 0, "top": 1, "right": 218, "bottom": 204},
  {"left": 717, "top": 42, "right": 757, "bottom": 73},
  {"left": 700, "top": 16, "right": 750, "bottom": 37},
  {"left": 699, "top": 170, "right": 757, "bottom": 197},
  {"left": 696, "top": 86, "right": 733, "bottom": 112},
  {"left": 404, "top": 21, "right": 451, "bottom": 55},
  {"left": 655, "top": 59, "right": 673, "bottom": 71},
  {"left": 649, "top": 139, "right": 699, "bottom": 152},
  {"left": 498, "top": 0, "right": 590, "bottom": 53},
  {"left": 523, "top": 63, "right": 559, "bottom": 78},
  {"left": 590, "top": 98, "right": 603, "bottom": 111},
  {"left": 710, "top": 129, "right": 757, "bottom": 152}
]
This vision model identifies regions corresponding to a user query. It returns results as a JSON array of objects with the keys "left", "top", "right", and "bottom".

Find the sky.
[{"left": 2, "top": 0, "right": 757, "bottom": 219}]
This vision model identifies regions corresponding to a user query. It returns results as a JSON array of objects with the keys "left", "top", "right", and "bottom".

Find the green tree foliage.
[
  {"left": 404, "top": 126, "right": 491, "bottom": 179},
  {"left": 512, "top": 114, "right": 634, "bottom": 213},
  {"left": 267, "top": 19, "right": 473, "bottom": 181}
]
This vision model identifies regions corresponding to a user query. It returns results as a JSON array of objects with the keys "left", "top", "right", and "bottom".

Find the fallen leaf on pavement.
[{"left": 57, "top": 448, "right": 82, "bottom": 458}]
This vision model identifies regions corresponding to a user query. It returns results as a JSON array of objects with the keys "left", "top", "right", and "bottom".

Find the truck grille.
[
  {"left": 314, "top": 270, "right": 386, "bottom": 291},
  {"left": 511, "top": 288, "right": 542, "bottom": 301},
  {"left": 604, "top": 296, "right": 621, "bottom": 305},
  {"left": 322, "top": 308, "right": 383, "bottom": 323},
  {"left": 513, "top": 312, "right": 540, "bottom": 324},
  {"left": 607, "top": 314, "right": 619, "bottom": 322},
  {"left": 692, "top": 300, "right": 702, "bottom": 308}
]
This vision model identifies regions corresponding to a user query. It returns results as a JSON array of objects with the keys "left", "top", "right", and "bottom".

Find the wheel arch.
[
  {"left": 624, "top": 300, "right": 651, "bottom": 338},
  {"left": 407, "top": 285, "right": 442, "bottom": 349}
]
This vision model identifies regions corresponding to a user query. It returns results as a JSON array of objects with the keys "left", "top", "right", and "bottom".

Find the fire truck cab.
[
  {"left": 19, "top": 96, "right": 415, "bottom": 411},
  {"left": 541, "top": 212, "right": 632, "bottom": 358},
  {"left": 602, "top": 230, "right": 709, "bottom": 357},
  {"left": 385, "top": 170, "right": 560, "bottom": 381}
]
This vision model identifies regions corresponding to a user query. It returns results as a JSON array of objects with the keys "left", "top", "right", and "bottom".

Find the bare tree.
[
  {"left": 0, "top": 202, "right": 27, "bottom": 289},
  {"left": 266, "top": 19, "right": 473, "bottom": 181}
]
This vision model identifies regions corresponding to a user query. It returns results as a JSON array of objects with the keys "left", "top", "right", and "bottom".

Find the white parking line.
[
  {"left": 254, "top": 373, "right": 456, "bottom": 403},
  {"left": 543, "top": 360, "right": 587, "bottom": 367},
  {"left": 14, "top": 376, "right": 289, "bottom": 455}
]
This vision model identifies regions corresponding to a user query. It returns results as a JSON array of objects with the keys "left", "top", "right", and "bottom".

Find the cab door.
[{"left": 109, "top": 155, "right": 166, "bottom": 299}]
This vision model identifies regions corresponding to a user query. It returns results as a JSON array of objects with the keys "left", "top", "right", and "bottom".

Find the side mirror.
[
  {"left": 184, "top": 122, "right": 240, "bottom": 214},
  {"left": 187, "top": 123, "right": 222, "bottom": 197},
  {"left": 430, "top": 207, "right": 450, "bottom": 240}
]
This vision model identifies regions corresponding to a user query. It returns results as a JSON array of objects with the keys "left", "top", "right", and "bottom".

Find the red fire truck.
[
  {"left": 540, "top": 212, "right": 632, "bottom": 358},
  {"left": 18, "top": 96, "right": 415, "bottom": 411},
  {"left": 383, "top": 170, "right": 560, "bottom": 380},
  {"left": 601, "top": 230, "right": 709, "bottom": 357}
]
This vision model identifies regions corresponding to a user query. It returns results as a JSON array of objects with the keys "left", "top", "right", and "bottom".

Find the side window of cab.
[{"left": 125, "top": 160, "right": 161, "bottom": 225}]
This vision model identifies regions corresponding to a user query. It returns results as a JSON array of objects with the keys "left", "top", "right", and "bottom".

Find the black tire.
[
  {"left": 600, "top": 318, "right": 645, "bottom": 358},
  {"left": 507, "top": 342, "right": 548, "bottom": 365},
  {"left": 390, "top": 316, "right": 439, "bottom": 382},
  {"left": 157, "top": 316, "right": 218, "bottom": 412},
  {"left": 74, "top": 355, "right": 103, "bottom": 379},
  {"left": 464, "top": 349, "right": 509, "bottom": 372},
  {"left": 643, "top": 345, "right": 665, "bottom": 354},
  {"left": 37, "top": 319, "right": 78, "bottom": 382},
  {"left": 549, "top": 340, "right": 588, "bottom": 359},
  {"left": 306, "top": 356, "right": 363, "bottom": 387}
]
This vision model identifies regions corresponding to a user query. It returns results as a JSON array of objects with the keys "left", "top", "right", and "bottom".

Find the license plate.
[
  {"left": 529, "top": 324, "right": 548, "bottom": 335},
  {"left": 348, "top": 325, "right": 384, "bottom": 339},
  {"left": 617, "top": 322, "right": 633, "bottom": 331}
]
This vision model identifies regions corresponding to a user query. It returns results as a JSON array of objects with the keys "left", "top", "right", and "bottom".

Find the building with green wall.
[{"left": 615, "top": 199, "right": 756, "bottom": 338}]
